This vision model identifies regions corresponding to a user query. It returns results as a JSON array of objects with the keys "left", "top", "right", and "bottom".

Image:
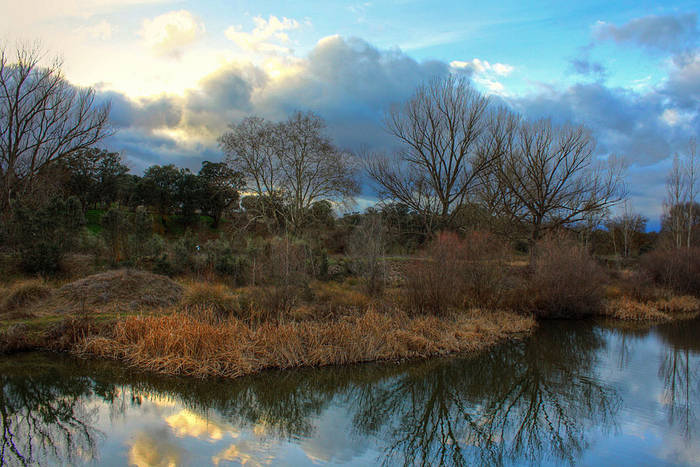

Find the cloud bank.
[{"left": 95, "top": 12, "right": 699, "bottom": 226}]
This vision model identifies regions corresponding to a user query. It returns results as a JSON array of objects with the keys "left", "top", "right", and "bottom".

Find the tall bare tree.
[
  {"left": 220, "top": 111, "right": 358, "bottom": 232},
  {"left": 486, "top": 111, "right": 626, "bottom": 249},
  {"left": 365, "top": 75, "right": 492, "bottom": 232},
  {"left": 685, "top": 138, "right": 697, "bottom": 249},
  {"left": 665, "top": 153, "right": 686, "bottom": 249},
  {"left": 0, "top": 44, "right": 111, "bottom": 213}
]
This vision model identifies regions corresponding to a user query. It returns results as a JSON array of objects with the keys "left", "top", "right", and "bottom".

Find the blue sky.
[{"left": 2, "top": 0, "right": 699, "bottom": 227}]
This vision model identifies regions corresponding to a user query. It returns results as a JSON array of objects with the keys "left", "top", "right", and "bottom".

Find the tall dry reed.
[{"left": 76, "top": 309, "right": 534, "bottom": 378}]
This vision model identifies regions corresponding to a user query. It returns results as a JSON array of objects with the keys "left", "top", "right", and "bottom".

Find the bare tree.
[
  {"left": 607, "top": 201, "right": 646, "bottom": 258},
  {"left": 0, "top": 44, "right": 111, "bottom": 213},
  {"left": 365, "top": 75, "right": 492, "bottom": 232},
  {"left": 348, "top": 213, "right": 387, "bottom": 296},
  {"left": 220, "top": 112, "right": 358, "bottom": 232},
  {"left": 665, "top": 153, "right": 686, "bottom": 249},
  {"left": 685, "top": 138, "right": 697, "bottom": 249},
  {"left": 218, "top": 116, "right": 281, "bottom": 223},
  {"left": 486, "top": 111, "right": 626, "bottom": 249},
  {"left": 279, "top": 111, "right": 359, "bottom": 231}
]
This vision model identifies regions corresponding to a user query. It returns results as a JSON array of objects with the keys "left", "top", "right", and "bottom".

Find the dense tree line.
[{"left": 1, "top": 44, "right": 697, "bottom": 286}]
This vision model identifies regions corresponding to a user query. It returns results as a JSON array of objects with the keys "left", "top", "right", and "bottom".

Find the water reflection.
[
  {"left": 656, "top": 322, "right": 700, "bottom": 442},
  {"left": 1, "top": 319, "right": 699, "bottom": 466},
  {"left": 347, "top": 324, "right": 619, "bottom": 466}
]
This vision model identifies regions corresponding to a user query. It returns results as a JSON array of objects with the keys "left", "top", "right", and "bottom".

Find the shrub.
[
  {"left": 640, "top": 247, "right": 700, "bottom": 296},
  {"left": 202, "top": 238, "right": 249, "bottom": 284},
  {"left": 404, "top": 231, "right": 507, "bottom": 315},
  {"left": 348, "top": 214, "right": 387, "bottom": 296},
  {"left": 1, "top": 280, "right": 52, "bottom": 313},
  {"left": 525, "top": 235, "right": 605, "bottom": 318},
  {"left": 170, "top": 230, "right": 199, "bottom": 273},
  {"left": 181, "top": 283, "right": 243, "bottom": 322},
  {"left": 253, "top": 236, "right": 312, "bottom": 318},
  {"left": 11, "top": 196, "right": 85, "bottom": 275}
]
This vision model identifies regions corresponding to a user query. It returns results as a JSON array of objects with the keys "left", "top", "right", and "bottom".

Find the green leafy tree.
[
  {"left": 61, "top": 148, "right": 129, "bottom": 209},
  {"left": 198, "top": 161, "right": 245, "bottom": 227},
  {"left": 139, "top": 165, "right": 182, "bottom": 215},
  {"left": 11, "top": 196, "right": 85, "bottom": 274}
]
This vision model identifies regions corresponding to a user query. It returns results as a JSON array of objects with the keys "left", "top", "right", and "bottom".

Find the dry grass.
[
  {"left": 0, "top": 280, "right": 53, "bottom": 317},
  {"left": 57, "top": 269, "right": 183, "bottom": 310},
  {"left": 75, "top": 309, "right": 535, "bottom": 379},
  {"left": 310, "top": 280, "right": 371, "bottom": 314},
  {"left": 180, "top": 282, "right": 243, "bottom": 321},
  {"left": 603, "top": 295, "right": 700, "bottom": 321},
  {"left": 656, "top": 295, "right": 700, "bottom": 314}
]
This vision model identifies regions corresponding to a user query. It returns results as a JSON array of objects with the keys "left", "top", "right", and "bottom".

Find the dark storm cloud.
[
  {"left": 594, "top": 13, "right": 699, "bottom": 54},
  {"left": 101, "top": 36, "right": 453, "bottom": 171},
  {"left": 256, "top": 36, "right": 452, "bottom": 149},
  {"left": 568, "top": 45, "right": 607, "bottom": 79},
  {"left": 511, "top": 82, "right": 694, "bottom": 165}
]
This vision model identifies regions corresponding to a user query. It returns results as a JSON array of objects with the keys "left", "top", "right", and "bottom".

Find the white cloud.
[
  {"left": 140, "top": 10, "right": 205, "bottom": 57},
  {"left": 75, "top": 20, "right": 113, "bottom": 40},
  {"left": 450, "top": 58, "right": 514, "bottom": 76},
  {"left": 225, "top": 15, "right": 300, "bottom": 55},
  {"left": 450, "top": 58, "right": 513, "bottom": 95}
]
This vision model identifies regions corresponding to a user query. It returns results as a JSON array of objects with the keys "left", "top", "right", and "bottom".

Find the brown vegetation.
[
  {"left": 405, "top": 231, "right": 506, "bottom": 315},
  {"left": 75, "top": 309, "right": 534, "bottom": 379},
  {"left": 518, "top": 236, "right": 606, "bottom": 318},
  {"left": 1, "top": 280, "right": 53, "bottom": 316},
  {"left": 640, "top": 247, "right": 700, "bottom": 295},
  {"left": 56, "top": 269, "right": 183, "bottom": 310}
]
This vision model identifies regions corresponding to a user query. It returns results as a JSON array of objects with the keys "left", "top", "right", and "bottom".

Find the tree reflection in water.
[
  {"left": 2, "top": 320, "right": 700, "bottom": 466},
  {"left": 0, "top": 356, "right": 102, "bottom": 466},
  {"left": 345, "top": 323, "right": 620, "bottom": 466},
  {"left": 655, "top": 320, "right": 700, "bottom": 441}
]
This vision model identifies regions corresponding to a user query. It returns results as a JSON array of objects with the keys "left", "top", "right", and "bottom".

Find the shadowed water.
[{"left": 1, "top": 319, "right": 699, "bottom": 466}]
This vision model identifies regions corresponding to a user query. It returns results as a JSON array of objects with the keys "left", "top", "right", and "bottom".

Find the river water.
[{"left": 1, "top": 319, "right": 699, "bottom": 466}]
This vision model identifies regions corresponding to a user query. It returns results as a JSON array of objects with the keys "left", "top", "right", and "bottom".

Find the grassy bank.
[
  {"left": 0, "top": 270, "right": 535, "bottom": 378},
  {"left": 2, "top": 265, "right": 698, "bottom": 379},
  {"left": 75, "top": 309, "right": 533, "bottom": 378}
]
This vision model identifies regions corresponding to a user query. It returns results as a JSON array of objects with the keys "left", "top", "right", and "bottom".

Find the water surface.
[{"left": 1, "top": 319, "right": 699, "bottom": 466}]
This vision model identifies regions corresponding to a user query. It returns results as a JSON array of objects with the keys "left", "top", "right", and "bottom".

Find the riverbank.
[
  {"left": 1, "top": 269, "right": 698, "bottom": 378},
  {"left": 0, "top": 270, "right": 535, "bottom": 377}
]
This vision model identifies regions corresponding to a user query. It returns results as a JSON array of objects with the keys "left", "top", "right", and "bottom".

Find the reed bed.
[
  {"left": 603, "top": 295, "right": 700, "bottom": 321},
  {"left": 76, "top": 309, "right": 535, "bottom": 379}
]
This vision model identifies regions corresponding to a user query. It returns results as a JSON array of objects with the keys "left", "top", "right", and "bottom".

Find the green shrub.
[{"left": 11, "top": 196, "right": 86, "bottom": 275}]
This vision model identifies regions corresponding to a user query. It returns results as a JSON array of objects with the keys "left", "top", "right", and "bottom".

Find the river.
[{"left": 1, "top": 318, "right": 699, "bottom": 466}]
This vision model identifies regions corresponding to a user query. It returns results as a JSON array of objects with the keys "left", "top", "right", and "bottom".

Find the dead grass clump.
[
  {"left": 180, "top": 282, "right": 243, "bottom": 322},
  {"left": 0, "top": 324, "right": 33, "bottom": 353},
  {"left": 604, "top": 297, "right": 669, "bottom": 321},
  {"left": 656, "top": 295, "right": 700, "bottom": 314},
  {"left": 76, "top": 309, "right": 535, "bottom": 379},
  {"left": 57, "top": 269, "right": 183, "bottom": 310},
  {"left": 45, "top": 317, "right": 103, "bottom": 351},
  {"left": 1, "top": 280, "right": 53, "bottom": 314},
  {"left": 603, "top": 295, "right": 700, "bottom": 321},
  {"left": 310, "top": 281, "right": 371, "bottom": 315}
]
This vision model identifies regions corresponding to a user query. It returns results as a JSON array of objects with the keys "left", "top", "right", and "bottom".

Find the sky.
[{"left": 1, "top": 0, "right": 699, "bottom": 228}]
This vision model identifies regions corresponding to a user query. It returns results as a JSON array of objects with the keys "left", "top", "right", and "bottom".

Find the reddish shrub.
[
  {"left": 640, "top": 247, "right": 700, "bottom": 296},
  {"left": 404, "top": 231, "right": 507, "bottom": 315},
  {"left": 525, "top": 235, "right": 606, "bottom": 318}
]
